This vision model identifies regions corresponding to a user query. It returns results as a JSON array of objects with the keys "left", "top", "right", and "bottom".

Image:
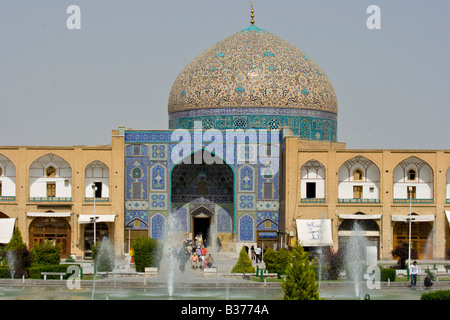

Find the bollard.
[
  {"left": 256, "top": 266, "right": 259, "bottom": 277},
  {"left": 260, "top": 269, "right": 264, "bottom": 281}
]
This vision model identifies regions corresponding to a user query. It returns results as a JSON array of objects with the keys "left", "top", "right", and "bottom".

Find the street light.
[
  {"left": 408, "top": 186, "right": 413, "bottom": 270},
  {"left": 91, "top": 183, "right": 98, "bottom": 246}
]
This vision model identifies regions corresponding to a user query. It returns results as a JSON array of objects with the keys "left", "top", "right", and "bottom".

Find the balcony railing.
[
  {"left": 393, "top": 198, "right": 434, "bottom": 204},
  {"left": 84, "top": 197, "right": 110, "bottom": 202},
  {"left": 301, "top": 198, "right": 326, "bottom": 203},
  {"left": 0, "top": 196, "right": 16, "bottom": 201},
  {"left": 29, "top": 197, "right": 72, "bottom": 202},
  {"left": 338, "top": 198, "right": 380, "bottom": 203}
]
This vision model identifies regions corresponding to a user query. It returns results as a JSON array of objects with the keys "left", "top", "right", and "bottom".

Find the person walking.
[{"left": 410, "top": 261, "right": 418, "bottom": 288}]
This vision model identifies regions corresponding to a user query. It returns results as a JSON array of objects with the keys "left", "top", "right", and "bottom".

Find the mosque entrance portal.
[{"left": 171, "top": 148, "right": 234, "bottom": 246}]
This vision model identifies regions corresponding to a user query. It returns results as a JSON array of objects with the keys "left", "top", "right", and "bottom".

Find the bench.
[{"left": 41, "top": 272, "right": 66, "bottom": 280}]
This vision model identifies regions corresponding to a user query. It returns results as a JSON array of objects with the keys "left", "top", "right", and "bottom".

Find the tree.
[
  {"left": 281, "top": 245, "right": 320, "bottom": 300},
  {"left": 392, "top": 243, "right": 417, "bottom": 269},
  {"left": 3, "top": 228, "right": 32, "bottom": 278},
  {"left": 325, "top": 249, "right": 344, "bottom": 280},
  {"left": 231, "top": 246, "right": 255, "bottom": 273}
]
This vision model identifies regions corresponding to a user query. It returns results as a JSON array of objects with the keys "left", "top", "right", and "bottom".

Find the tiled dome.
[{"left": 168, "top": 25, "right": 338, "bottom": 141}]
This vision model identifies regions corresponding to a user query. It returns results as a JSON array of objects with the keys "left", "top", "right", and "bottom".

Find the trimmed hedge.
[
  {"left": 28, "top": 264, "right": 81, "bottom": 280},
  {"left": 263, "top": 248, "right": 290, "bottom": 276},
  {"left": 421, "top": 290, "right": 450, "bottom": 300},
  {"left": 0, "top": 267, "right": 12, "bottom": 278},
  {"left": 132, "top": 237, "right": 162, "bottom": 272},
  {"left": 380, "top": 268, "right": 396, "bottom": 282}
]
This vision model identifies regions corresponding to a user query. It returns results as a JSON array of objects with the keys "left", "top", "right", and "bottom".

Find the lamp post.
[
  {"left": 91, "top": 184, "right": 98, "bottom": 246},
  {"left": 408, "top": 186, "right": 413, "bottom": 270}
]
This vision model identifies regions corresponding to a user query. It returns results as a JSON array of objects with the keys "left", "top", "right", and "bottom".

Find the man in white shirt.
[
  {"left": 255, "top": 246, "right": 262, "bottom": 263},
  {"left": 410, "top": 261, "right": 418, "bottom": 287}
]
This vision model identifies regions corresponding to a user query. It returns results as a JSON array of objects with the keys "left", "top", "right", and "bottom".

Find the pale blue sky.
[{"left": 1, "top": 0, "right": 449, "bottom": 149}]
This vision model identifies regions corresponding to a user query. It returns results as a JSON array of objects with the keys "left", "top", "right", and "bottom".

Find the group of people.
[
  {"left": 186, "top": 233, "right": 214, "bottom": 270},
  {"left": 250, "top": 245, "right": 263, "bottom": 263},
  {"left": 409, "top": 260, "right": 433, "bottom": 288}
]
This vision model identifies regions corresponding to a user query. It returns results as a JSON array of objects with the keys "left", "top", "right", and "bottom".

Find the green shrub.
[
  {"left": 132, "top": 237, "right": 162, "bottom": 272},
  {"left": 231, "top": 247, "right": 255, "bottom": 273},
  {"left": 263, "top": 248, "right": 290, "bottom": 276},
  {"left": 380, "top": 268, "right": 396, "bottom": 282},
  {"left": 421, "top": 290, "right": 450, "bottom": 300},
  {"left": 30, "top": 240, "right": 61, "bottom": 266},
  {"left": 0, "top": 267, "right": 11, "bottom": 278}
]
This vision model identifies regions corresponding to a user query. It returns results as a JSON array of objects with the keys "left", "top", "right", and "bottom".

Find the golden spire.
[{"left": 250, "top": 1, "right": 255, "bottom": 25}]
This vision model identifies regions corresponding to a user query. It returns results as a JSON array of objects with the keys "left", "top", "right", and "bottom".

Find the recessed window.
[
  {"left": 263, "top": 183, "right": 273, "bottom": 200},
  {"left": 0, "top": 167, "right": 2, "bottom": 176},
  {"left": 46, "top": 166, "right": 56, "bottom": 177},
  {"left": 93, "top": 182, "right": 102, "bottom": 198},
  {"left": 198, "top": 181, "right": 206, "bottom": 195},
  {"left": 407, "top": 169, "right": 416, "bottom": 181},
  {"left": 353, "top": 169, "right": 363, "bottom": 181},
  {"left": 306, "top": 182, "right": 316, "bottom": 198},
  {"left": 132, "top": 182, "right": 142, "bottom": 199}
]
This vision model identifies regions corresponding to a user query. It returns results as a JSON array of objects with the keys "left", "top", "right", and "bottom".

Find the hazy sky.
[{"left": 1, "top": 0, "right": 449, "bottom": 149}]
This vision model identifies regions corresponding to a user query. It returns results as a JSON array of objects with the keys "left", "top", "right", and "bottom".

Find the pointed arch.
[
  {"left": 29, "top": 153, "right": 72, "bottom": 200},
  {"left": 151, "top": 213, "right": 166, "bottom": 240},
  {"left": 0, "top": 154, "right": 16, "bottom": 199},
  {"left": 239, "top": 214, "right": 254, "bottom": 242},
  {"left": 393, "top": 156, "right": 433, "bottom": 202},
  {"left": 300, "top": 159, "right": 325, "bottom": 201},
  {"left": 169, "top": 146, "right": 236, "bottom": 233},
  {"left": 337, "top": 155, "right": 380, "bottom": 202},
  {"left": 85, "top": 160, "right": 110, "bottom": 199}
]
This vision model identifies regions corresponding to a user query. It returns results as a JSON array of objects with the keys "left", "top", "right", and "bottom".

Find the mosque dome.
[{"left": 168, "top": 25, "right": 338, "bottom": 142}]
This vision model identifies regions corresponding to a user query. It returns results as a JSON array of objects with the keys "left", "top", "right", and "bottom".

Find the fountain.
[
  {"left": 161, "top": 211, "right": 191, "bottom": 298},
  {"left": 344, "top": 220, "right": 369, "bottom": 299},
  {"left": 5, "top": 251, "right": 16, "bottom": 281},
  {"left": 96, "top": 237, "right": 116, "bottom": 273}
]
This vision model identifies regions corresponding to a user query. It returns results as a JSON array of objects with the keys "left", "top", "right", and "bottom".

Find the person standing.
[
  {"left": 251, "top": 245, "right": 256, "bottom": 261},
  {"left": 410, "top": 261, "right": 418, "bottom": 288},
  {"left": 255, "top": 245, "right": 262, "bottom": 263}
]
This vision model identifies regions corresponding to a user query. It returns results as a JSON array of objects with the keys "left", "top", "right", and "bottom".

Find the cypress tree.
[
  {"left": 282, "top": 245, "right": 320, "bottom": 300},
  {"left": 231, "top": 246, "right": 255, "bottom": 273}
]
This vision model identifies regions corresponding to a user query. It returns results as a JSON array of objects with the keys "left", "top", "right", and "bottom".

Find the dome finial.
[{"left": 250, "top": 1, "right": 255, "bottom": 25}]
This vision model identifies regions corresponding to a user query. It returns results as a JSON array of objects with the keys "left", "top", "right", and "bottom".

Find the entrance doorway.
[
  {"left": 393, "top": 222, "right": 432, "bottom": 260},
  {"left": 29, "top": 217, "right": 71, "bottom": 258},
  {"left": 192, "top": 207, "right": 213, "bottom": 245}
]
